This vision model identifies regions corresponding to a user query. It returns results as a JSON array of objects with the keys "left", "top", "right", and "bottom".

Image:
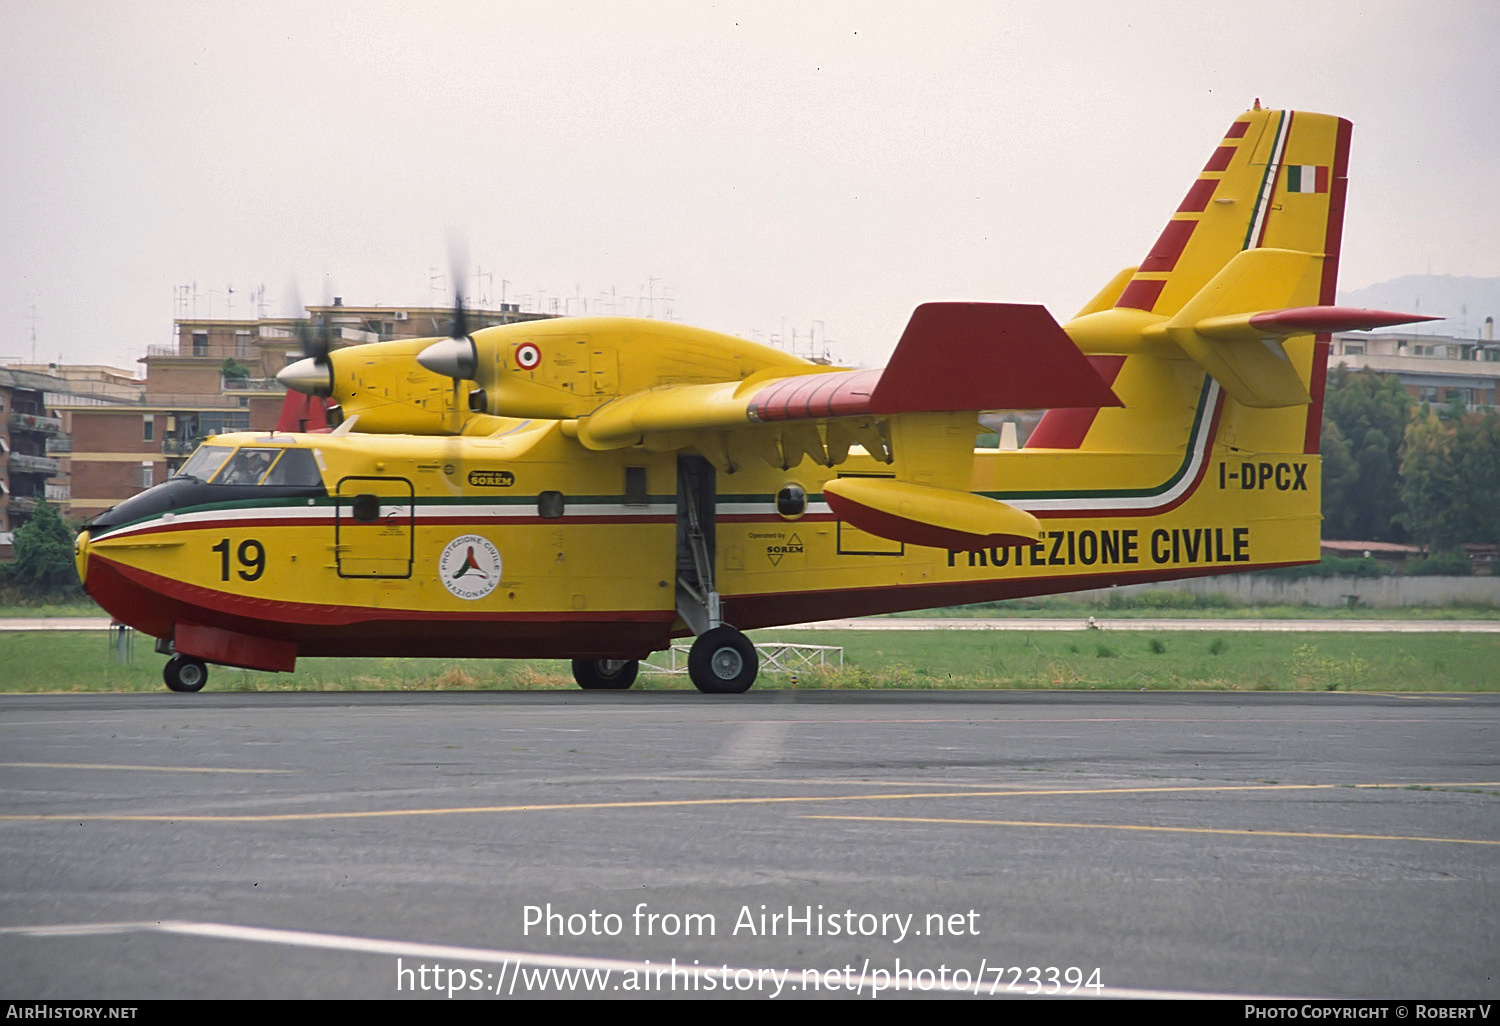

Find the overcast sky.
[{"left": 3, "top": 0, "right": 1497, "bottom": 371}]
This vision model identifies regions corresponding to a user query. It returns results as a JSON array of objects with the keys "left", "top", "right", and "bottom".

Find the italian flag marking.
[{"left": 1285, "top": 165, "right": 1329, "bottom": 194}]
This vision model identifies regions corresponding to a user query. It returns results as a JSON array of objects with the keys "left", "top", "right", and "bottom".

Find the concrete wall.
[{"left": 1066, "top": 574, "right": 1500, "bottom": 608}]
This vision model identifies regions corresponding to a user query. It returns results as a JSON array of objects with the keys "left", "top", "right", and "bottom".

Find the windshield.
[{"left": 172, "top": 444, "right": 323, "bottom": 487}]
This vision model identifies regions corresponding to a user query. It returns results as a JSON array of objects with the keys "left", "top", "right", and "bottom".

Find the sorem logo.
[{"left": 439, "top": 535, "right": 503, "bottom": 600}]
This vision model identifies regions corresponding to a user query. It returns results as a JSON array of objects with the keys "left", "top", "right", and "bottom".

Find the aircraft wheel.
[
  {"left": 163, "top": 655, "right": 209, "bottom": 693},
  {"left": 572, "top": 658, "right": 639, "bottom": 690},
  {"left": 687, "top": 627, "right": 758, "bottom": 694}
]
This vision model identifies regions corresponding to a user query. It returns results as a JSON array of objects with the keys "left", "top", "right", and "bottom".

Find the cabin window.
[
  {"left": 624, "top": 467, "right": 648, "bottom": 506},
  {"left": 261, "top": 448, "right": 322, "bottom": 487},
  {"left": 350, "top": 494, "right": 381, "bottom": 522},
  {"left": 776, "top": 483, "right": 808, "bottom": 519}
]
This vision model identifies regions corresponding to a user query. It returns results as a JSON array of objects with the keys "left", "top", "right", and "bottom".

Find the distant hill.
[{"left": 1337, "top": 275, "right": 1500, "bottom": 338}]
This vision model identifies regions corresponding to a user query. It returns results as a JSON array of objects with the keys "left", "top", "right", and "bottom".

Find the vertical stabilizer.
[{"left": 1032, "top": 106, "right": 1357, "bottom": 455}]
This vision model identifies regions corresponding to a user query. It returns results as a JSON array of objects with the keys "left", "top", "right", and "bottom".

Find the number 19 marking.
[{"left": 213, "top": 538, "right": 266, "bottom": 581}]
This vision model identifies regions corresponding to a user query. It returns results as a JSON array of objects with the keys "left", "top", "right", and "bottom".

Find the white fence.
[{"left": 643, "top": 642, "right": 843, "bottom": 675}]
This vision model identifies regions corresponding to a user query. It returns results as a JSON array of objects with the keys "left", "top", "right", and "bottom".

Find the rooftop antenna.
[
  {"left": 472, "top": 266, "right": 492, "bottom": 307},
  {"left": 28, "top": 298, "right": 38, "bottom": 363}
]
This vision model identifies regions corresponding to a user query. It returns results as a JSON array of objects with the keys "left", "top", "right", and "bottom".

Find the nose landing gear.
[{"left": 163, "top": 654, "right": 209, "bottom": 693}]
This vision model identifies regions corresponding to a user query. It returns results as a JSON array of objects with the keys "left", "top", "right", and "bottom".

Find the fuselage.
[{"left": 77, "top": 383, "right": 1319, "bottom": 672}]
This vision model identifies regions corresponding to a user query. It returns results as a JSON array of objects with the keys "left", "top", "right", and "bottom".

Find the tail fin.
[
  {"left": 1114, "top": 106, "right": 1351, "bottom": 320},
  {"left": 1033, "top": 106, "right": 1428, "bottom": 455}
]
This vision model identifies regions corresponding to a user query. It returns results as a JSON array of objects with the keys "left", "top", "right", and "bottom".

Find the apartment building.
[
  {"left": 63, "top": 300, "right": 550, "bottom": 519},
  {"left": 1329, "top": 319, "right": 1500, "bottom": 411}
]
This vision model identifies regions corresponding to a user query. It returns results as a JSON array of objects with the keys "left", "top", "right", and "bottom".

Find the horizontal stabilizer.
[
  {"left": 868, "top": 303, "right": 1121, "bottom": 414},
  {"left": 1197, "top": 305, "right": 1439, "bottom": 340},
  {"left": 823, "top": 477, "right": 1041, "bottom": 551}
]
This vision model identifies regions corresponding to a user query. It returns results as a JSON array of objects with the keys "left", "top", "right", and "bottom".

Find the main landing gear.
[
  {"left": 163, "top": 654, "right": 209, "bottom": 693},
  {"left": 571, "top": 658, "right": 640, "bottom": 690},
  {"left": 686, "top": 626, "right": 758, "bottom": 694},
  {"left": 569, "top": 628, "right": 759, "bottom": 694}
]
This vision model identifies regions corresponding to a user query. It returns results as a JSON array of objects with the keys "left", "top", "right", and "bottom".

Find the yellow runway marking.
[
  {"left": 1, "top": 780, "right": 1495, "bottom": 824},
  {"left": 803, "top": 814, "right": 1500, "bottom": 847},
  {"left": 0, "top": 762, "right": 289, "bottom": 775}
]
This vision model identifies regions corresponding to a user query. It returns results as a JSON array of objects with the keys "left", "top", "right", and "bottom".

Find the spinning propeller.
[
  {"left": 417, "top": 241, "right": 486, "bottom": 423},
  {"left": 275, "top": 287, "right": 335, "bottom": 397}
]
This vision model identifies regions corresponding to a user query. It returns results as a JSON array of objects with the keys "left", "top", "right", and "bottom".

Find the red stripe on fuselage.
[
  {"left": 84, "top": 555, "right": 674, "bottom": 659},
  {"left": 723, "top": 558, "right": 1311, "bottom": 633},
  {"left": 1027, "top": 387, "right": 1226, "bottom": 520}
]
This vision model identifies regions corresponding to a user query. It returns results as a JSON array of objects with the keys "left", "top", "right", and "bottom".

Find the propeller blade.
[{"left": 277, "top": 281, "right": 333, "bottom": 395}]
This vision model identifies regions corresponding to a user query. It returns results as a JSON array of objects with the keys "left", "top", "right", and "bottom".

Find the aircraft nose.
[
  {"left": 74, "top": 529, "right": 90, "bottom": 587},
  {"left": 276, "top": 356, "right": 333, "bottom": 395}
]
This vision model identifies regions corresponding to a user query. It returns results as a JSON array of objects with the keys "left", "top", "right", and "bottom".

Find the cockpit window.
[
  {"left": 214, "top": 447, "right": 281, "bottom": 485},
  {"left": 261, "top": 448, "right": 322, "bottom": 487},
  {"left": 173, "top": 444, "right": 324, "bottom": 488},
  {"left": 174, "top": 444, "right": 234, "bottom": 482}
]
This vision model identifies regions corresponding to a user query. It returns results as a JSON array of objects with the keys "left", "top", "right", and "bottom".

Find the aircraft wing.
[{"left": 573, "top": 302, "right": 1120, "bottom": 461}]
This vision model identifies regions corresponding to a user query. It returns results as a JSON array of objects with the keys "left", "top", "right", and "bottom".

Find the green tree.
[
  {"left": 1398, "top": 407, "right": 1500, "bottom": 552},
  {"left": 4, "top": 500, "right": 81, "bottom": 595},
  {"left": 1450, "top": 410, "right": 1500, "bottom": 545},
  {"left": 1321, "top": 367, "right": 1412, "bottom": 540},
  {"left": 1398, "top": 408, "right": 1462, "bottom": 550}
]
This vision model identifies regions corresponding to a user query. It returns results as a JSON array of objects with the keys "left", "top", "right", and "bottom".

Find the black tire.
[
  {"left": 572, "top": 658, "right": 639, "bottom": 690},
  {"left": 687, "top": 627, "right": 758, "bottom": 694},
  {"left": 163, "top": 655, "right": 209, "bottom": 693}
]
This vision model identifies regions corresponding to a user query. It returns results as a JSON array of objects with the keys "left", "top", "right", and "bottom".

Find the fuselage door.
[{"left": 335, "top": 476, "right": 415, "bottom": 578}]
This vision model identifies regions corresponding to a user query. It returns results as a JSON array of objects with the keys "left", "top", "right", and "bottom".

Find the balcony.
[
  {"left": 8, "top": 411, "right": 62, "bottom": 435},
  {"left": 161, "top": 437, "right": 198, "bottom": 456},
  {"left": 141, "top": 393, "right": 245, "bottom": 409},
  {"left": 146, "top": 344, "right": 238, "bottom": 360},
  {"left": 221, "top": 375, "right": 283, "bottom": 393},
  {"left": 7, "top": 452, "right": 61, "bottom": 476}
]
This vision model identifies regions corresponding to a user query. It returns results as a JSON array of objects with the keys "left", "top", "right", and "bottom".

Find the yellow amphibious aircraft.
[{"left": 76, "top": 105, "right": 1429, "bottom": 693}]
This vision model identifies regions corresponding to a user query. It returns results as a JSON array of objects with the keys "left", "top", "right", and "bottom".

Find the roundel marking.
[
  {"left": 439, "top": 535, "right": 502, "bottom": 600},
  {"left": 515, "top": 343, "right": 542, "bottom": 370}
]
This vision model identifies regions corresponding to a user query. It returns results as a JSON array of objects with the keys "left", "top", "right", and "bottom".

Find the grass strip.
[{"left": 0, "top": 628, "right": 1494, "bottom": 693}]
